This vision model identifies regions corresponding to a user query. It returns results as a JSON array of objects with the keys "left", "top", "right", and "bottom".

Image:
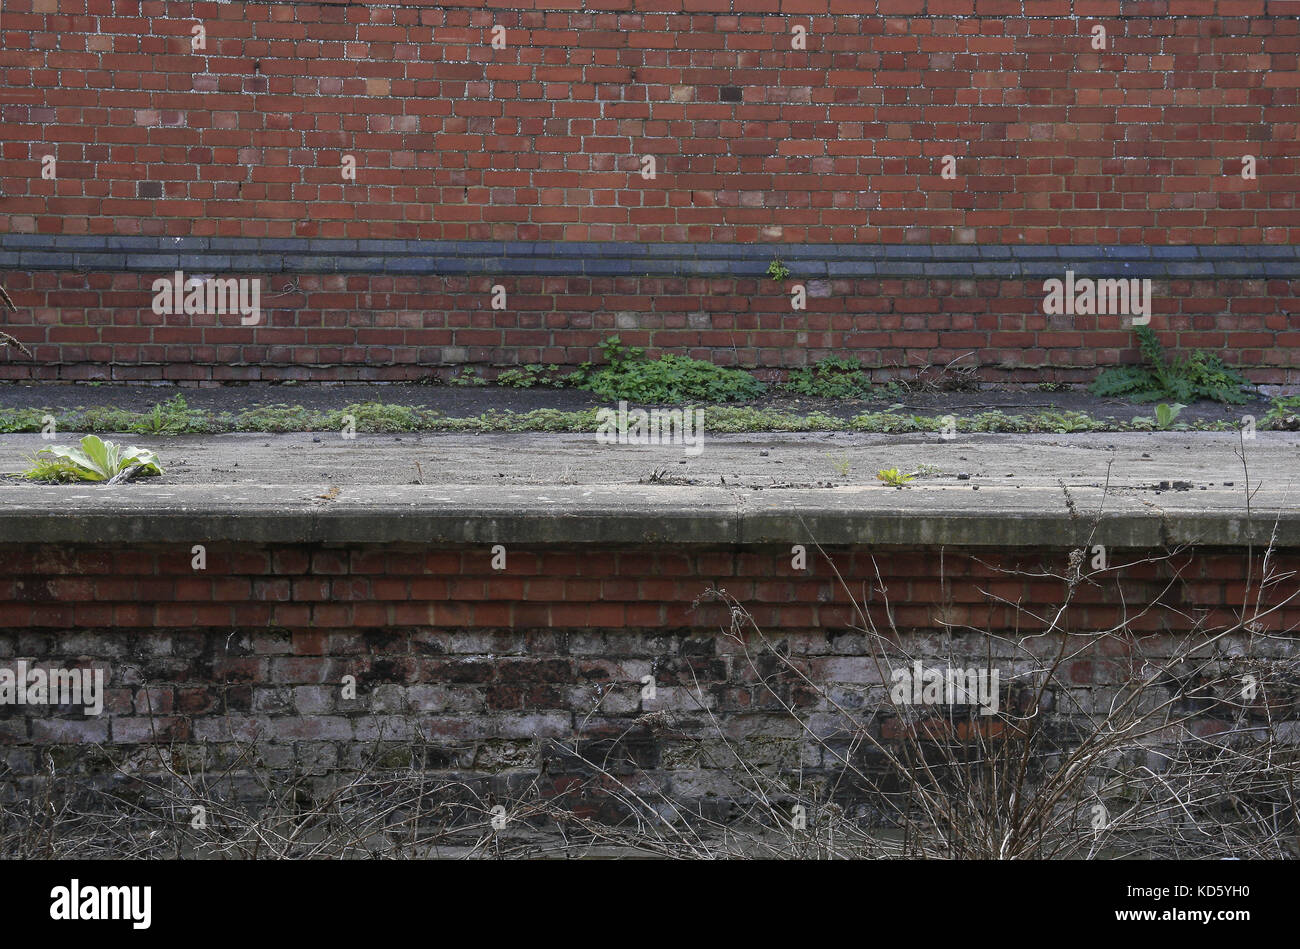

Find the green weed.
[
  {"left": 574, "top": 336, "right": 765, "bottom": 404},
  {"left": 782, "top": 357, "right": 880, "bottom": 400},
  {"left": 1091, "top": 327, "right": 1250, "bottom": 404}
]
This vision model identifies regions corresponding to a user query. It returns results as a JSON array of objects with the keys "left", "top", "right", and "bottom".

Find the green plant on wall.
[
  {"left": 1091, "top": 326, "right": 1250, "bottom": 404},
  {"left": 572, "top": 336, "right": 765, "bottom": 404},
  {"left": 783, "top": 356, "right": 879, "bottom": 399},
  {"left": 766, "top": 258, "right": 791, "bottom": 282},
  {"left": 495, "top": 364, "right": 569, "bottom": 388},
  {"left": 448, "top": 367, "right": 487, "bottom": 387}
]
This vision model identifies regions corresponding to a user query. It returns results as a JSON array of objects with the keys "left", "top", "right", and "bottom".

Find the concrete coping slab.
[{"left": 0, "top": 483, "right": 1295, "bottom": 548}]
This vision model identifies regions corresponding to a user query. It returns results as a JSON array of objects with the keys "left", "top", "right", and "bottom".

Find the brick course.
[{"left": 1, "top": 271, "right": 1296, "bottom": 383}]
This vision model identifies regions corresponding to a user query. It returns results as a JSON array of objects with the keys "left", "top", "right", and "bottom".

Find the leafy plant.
[
  {"left": 71, "top": 405, "right": 153, "bottom": 434},
  {"left": 323, "top": 402, "right": 420, "bottom": 433},
  {"left": 1155, "top": 402, "right": 1185, "bottom": 429},
  {"left": 575, "top": 336, "right": 765, "bottom": 404},
  {"left": 1178, "top": 351, "right": 1249, "bottom": 404},
  {"left": 876, "top": 468, "right": 915, "bottom": 487},
  {"left": 447, "top": 368, "right": 486, "bottom": 387},
  {"left": 1091, "top": 327, "right": 1250, "bottom": 404},
  {"left": 827, "top": 455, "right": 851, "bottom": 478},
  {"left": 132, "top": 394, "right": 209, "bottom": 434},
  {"left": 24, "top": 435, "right": 162, "bottom": 483},
  {"left": 1132, "top": 402, "right": 1188, "bottom": 431},
  {"left": 0, "top": 408, "right": 46, "bottom": 434},
  {"left": 1090, "top": 365, "right": 1166, "bottom": 403},
  {"left": 0, "top": 401, "right": 1255, "bottom": 439},
  {"left": 766, "top": 259, "right": 791, "bottom": 282},
  {"left": 233, "top": 404, "right": 316, "bottom": 433},
  {"left": 1263, "top": 395, "right": 1300, "bottom": 431},
  {"left": 783, "top": 357, "right": 877, "bottom": 399},
  {"left": 495, "top": 365, "right": 569, "bottom": 389}
]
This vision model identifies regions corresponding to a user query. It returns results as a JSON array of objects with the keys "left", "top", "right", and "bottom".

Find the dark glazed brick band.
[{"left": 3, "top": 236, "right": 1299, "bottom": 278}]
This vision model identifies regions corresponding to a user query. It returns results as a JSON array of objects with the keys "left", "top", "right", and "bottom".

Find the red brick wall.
[
  {"left": 1, "top": 541, "right": 1294, "bottom": 806},
  {"left": 3, "top": 271, "right": 1297, "bottom": 383},
  {"left": 3, "top": 2, "right": 1297, "bottom": 243},
  {"left": 1, "top": 541, "right": 1295, "bottom": 795},
  {"left": 4, "top": 3, "right": 1298, "bottom": 384},
  {"left": 2, "top": 540, "right": 1294, "bottom": 641}
]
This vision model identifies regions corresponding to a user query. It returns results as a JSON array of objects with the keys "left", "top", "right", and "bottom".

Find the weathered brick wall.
[
  {"left": 4, "top": 2, "right": 1297, "bottom": 243},
  {"left": 2, "top": 2, "right": 1298, "bottom": 383},
  {"left": 2, "top": 542, "right": 1295, "bottom": 805},
  {"left": 2, "top": 270, "right": 1296, "bottom": 383}
]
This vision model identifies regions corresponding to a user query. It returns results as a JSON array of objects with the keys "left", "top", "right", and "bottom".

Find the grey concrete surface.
[
  {"left": 0, "top": 431, "right": 1296, "bottom": 547},
  {"left": 2, "top": 430, "right": 1297, "bottom": 489}
]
